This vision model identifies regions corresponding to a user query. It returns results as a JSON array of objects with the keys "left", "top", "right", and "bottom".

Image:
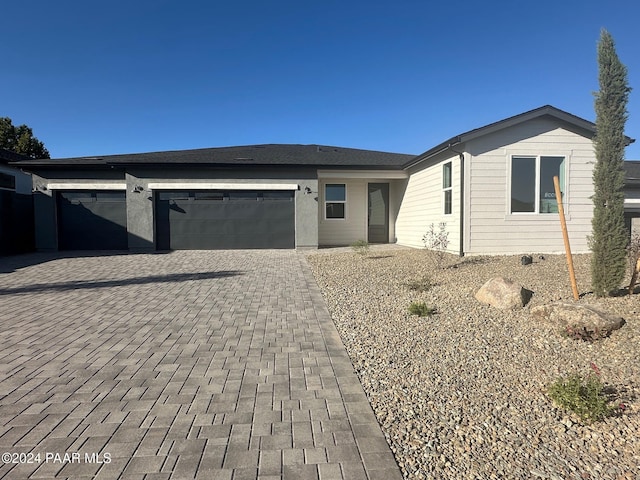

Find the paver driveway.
[{"left": 0, "top": 250, "right": 401, "bottom": 480}]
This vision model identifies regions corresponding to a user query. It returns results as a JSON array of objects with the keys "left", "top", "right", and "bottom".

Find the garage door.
[
  {"left": 57, "top": 191, "right": 128, "bottom": 250},
  {"left": 155, "top": 190, "right": 295, "bottom": 249}
]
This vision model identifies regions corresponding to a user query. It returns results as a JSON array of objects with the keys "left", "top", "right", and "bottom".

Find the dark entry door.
[
  {"left": 155, "top": 190, "right": 295, "bottom": 249},
  {"left": 57, "top": 191, "right": 128, "bottom": 250},
  {"left": 368, "top": 183, "right": 389, "bottom": 243}
]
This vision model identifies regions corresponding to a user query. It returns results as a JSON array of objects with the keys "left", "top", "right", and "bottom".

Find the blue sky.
[{"left": 3, "top": 0, "right": 639, "bottom": 159}]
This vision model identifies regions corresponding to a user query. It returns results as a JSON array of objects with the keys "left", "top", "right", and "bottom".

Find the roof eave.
[{"left": 402, "top": 105, "right": 604, "bottom": 170}]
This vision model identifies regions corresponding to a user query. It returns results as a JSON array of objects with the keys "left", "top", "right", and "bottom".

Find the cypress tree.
[{"left": 591, "top": 29, "right": 631, "bottom": 297}]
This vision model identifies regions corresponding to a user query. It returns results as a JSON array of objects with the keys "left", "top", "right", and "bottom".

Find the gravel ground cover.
[{"left": 306, "top": 246, "right": 640, "bottom": 480}]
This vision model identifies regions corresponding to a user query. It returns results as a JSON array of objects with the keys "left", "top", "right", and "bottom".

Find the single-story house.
[
  {"left": 11, "top": 105, "right": 637, "bottom": 255},
  {"left": 1, "top": 149, "right": 35, "bottom": 254}
]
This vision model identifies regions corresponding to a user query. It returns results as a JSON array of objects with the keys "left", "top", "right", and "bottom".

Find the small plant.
[
  {"left": 562, "top": 324, "right": 600, "bottom": 342},
  {"left": 547, "top": 364, "right": 617, "bottom": 423},
  {"left": 405, "top": 275, "right": 434, "bottom": 292},
  {"left": 351, "top": 239, "right": 370, "bottom": 256},
  {"left": 408, "top": 301, "right": 436, "bottom": 317},
  {"left": 422, "top": 222, "right": 450, "bottom": 269}
]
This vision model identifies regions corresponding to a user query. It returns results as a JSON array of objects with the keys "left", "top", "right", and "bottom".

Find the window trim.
[
  {"left": 509, "top": 154, "right": 566, "bottom": 215},
  {"left": 442, "top": 162, "right": 452, "bottom": 215},
  {"left": 324, "top": 183, "right": 346, "bottom": 220}
]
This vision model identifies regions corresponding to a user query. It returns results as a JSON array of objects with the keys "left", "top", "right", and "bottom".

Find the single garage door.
[
  {"left": 155, "top": 190, "right": 295, "bottom": 249},
  {"left": 57, "top": 191, "right": 128, "bottom": 250}
]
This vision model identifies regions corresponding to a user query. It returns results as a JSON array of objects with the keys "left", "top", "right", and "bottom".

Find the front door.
[{"left": 368, "top": 183, "right": 389, "bottom": 243}]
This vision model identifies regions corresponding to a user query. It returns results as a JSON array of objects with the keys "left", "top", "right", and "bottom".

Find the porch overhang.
[{"left": 317, "top": 169, "right": 408, "bottom": 180}]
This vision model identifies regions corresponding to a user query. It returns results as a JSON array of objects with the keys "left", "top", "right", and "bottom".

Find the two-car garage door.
[
  {"left": 155, "top": 190, "right": 295, "bottom": 249},
  {"left": 56, "top": 189, "right": 295, "bottom": 250}
]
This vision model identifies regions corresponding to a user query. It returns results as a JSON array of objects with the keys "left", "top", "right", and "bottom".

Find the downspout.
[
  {"left": 450, "top": 149, "right": 465, "bottom": 257},
  {"left": 404, "top": 141, "right": 465, "bottom": 255},
  {"left": 458, "top": 153, "right": 465, "bottom": 257}
]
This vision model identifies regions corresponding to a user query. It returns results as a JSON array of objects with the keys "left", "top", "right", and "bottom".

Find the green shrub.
[
  {"left": 408, "top": 302, "right": 436, "bottom": 317},
  {"left": 547, "top": 372, "right": 615, "bottom": 423},
  {"left": 351, "top": 239, "right": 370, "bottom": 256},
  {"left": 405, "top": 275, "right": 433, "bottom": 292}
]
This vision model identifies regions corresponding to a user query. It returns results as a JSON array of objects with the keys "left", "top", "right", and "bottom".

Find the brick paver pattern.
[{"left": 0, "top": 250, "right": 401, "bottom": 480}]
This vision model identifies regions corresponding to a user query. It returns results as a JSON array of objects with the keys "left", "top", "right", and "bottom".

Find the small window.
[
  {"left": 195, "top": 191, "right": 224, "bottom": 200},
  {"left": 443, "top": 162, "right": 452, "bottom": 215},
  {"left": 158, "top": 191, "right": 190, "bottom": 201},
  {"left": 60, "top": 191, "right": 94, "bottom": 203},
  {"left": 511, "top": 157, "right": 536, "bottom": 213},
  {"left": 262, "top": 191, "right": 293, "bottom": 201},
  {"left": 539, "top": 156, "right": 565, "bottom": 213},
  {"left": 510, "top": 156, "right": 565, "bottom": 214},
  {"left": 95, "top": 192, "right": 125, "bottom": 202},
  {"left": 228, "top": 191, "right": 258, "bottom": 201},
  {"left": 0, "top": 172, "right": 16, "bottom": 190},
  {"left": 325, "top": 184, "right": 346, "bottom": 219}
]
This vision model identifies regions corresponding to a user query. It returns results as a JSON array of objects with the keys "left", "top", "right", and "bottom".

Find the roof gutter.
[{"left": 403, "top": 138, "right": 462, "bottom": 170}]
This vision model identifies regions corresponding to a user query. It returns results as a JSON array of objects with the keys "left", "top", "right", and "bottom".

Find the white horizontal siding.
[
  {"left": 396, "top": 152, "right": 460, "bottom": 252},
  {"left": 466, "top": 118, "right": 595, "bottom": 254}
]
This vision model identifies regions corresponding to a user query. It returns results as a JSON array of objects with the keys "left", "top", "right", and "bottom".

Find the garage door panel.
[{"left": 156, "top": 191, "right": 295, "bottom": 249}]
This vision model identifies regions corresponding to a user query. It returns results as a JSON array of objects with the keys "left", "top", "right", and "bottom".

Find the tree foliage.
[
  {"left": 590, "top": 29, "right": 631, "bottom": 297},
  {"left": 0, "top": 117, "right": 50, "bottom": 159}
]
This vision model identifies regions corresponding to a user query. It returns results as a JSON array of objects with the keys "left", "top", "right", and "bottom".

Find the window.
[
  {"left": 195, "top": 191, "right": 224, "bottom": 200},
  {"left": 261, "top": 191, "right": 294, "bottom": 201},
  {"left": 325, "top": 184, "right": 346, "bottom": 219},
  {"left": 0, "top": 172, "right": 16, "bottom": 191},
  {"left": 510, "top": 156, "right": 565, "bottom": 214},
  {"left": 443, "top": 162, "right": 452, "bottom": 215}
]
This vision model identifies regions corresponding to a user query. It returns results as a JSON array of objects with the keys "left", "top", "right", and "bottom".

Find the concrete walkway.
[{"left": 0, "top": 251, "right": 401, "bottom": 480}]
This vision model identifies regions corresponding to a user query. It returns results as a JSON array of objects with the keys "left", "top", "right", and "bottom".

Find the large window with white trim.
[
  {"left": 325, "top": 184, "right": 346, "bottom": 219},
  {"left": 510, "top": 156, "right": 565, "bottom": 214}
]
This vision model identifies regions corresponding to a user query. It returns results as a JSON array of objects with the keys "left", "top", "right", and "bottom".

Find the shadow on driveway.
[
  {"left": 0, "top": 250, "right": 173, "bottom": 274},
  {"left": 0, "top": 270, "right": 242, "bottom": 295}
]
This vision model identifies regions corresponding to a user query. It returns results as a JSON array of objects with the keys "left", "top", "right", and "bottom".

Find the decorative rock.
[
  {"left": 531, "top": 303, "right": 625, "bottom": 340},
  {"left": 307, "top": 249, "right": 640, "bottom": 478},
  {"left": 521, "top": 255, "right": 533, "bottom": 265},
  {"left": 474, "top": 277, "right": 532, "bottom": 309}
]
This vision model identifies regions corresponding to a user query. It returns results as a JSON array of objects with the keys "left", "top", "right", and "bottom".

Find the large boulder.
[
  {"left": 474, "top": 277, "right": 532, "bottom": 309},
  {"left": 531, "top": 303, "right": 625, "bottom": 340}
]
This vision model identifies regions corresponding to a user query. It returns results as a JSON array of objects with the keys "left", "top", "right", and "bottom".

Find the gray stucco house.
[{"left": 11, "top": 105, "right": 637, "bottom": 254}]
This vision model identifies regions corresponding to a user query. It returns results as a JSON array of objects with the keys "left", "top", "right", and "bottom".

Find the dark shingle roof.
[
  {"left": 10, "top": 144, "right": 415, "bottom": 170},
  {"left": 0, "top": 148, "right": 30, "bottom": 165}
]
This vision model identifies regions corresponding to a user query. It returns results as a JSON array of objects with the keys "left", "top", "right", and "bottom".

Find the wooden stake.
[
  {"left": 629, "top": 257, "right": 640, "bottom": 295},
  {"left": 554, "top": 176, "right": 579, "bottom": 301}
]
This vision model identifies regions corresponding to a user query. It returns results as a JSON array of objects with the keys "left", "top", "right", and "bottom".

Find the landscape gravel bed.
[{"left": 306, "top": 246, "right": 640, "bottom": 480}]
